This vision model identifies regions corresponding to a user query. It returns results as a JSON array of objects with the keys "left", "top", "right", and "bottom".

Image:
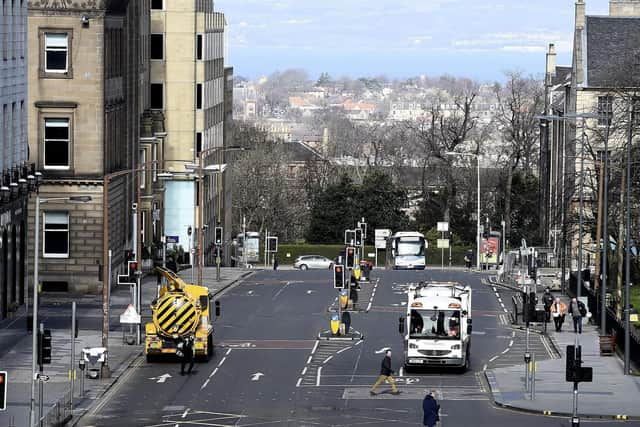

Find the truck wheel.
[
  {"left": 462, "top": 352, "right": 471, "bottom": 373},
  {"left": 146, "top": 354, "right": 155, "bottom": 363}
]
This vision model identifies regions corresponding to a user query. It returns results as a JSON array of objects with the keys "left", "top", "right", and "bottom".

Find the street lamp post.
[
  {"left": 624, "top": 106, "right": 634, "bottom": 375},
  {"left": 193, "top": 146, "right": 242, "bottom": 286},
  {"left": 30, "top": 195, "right": 92, "bottom": 427},
  {"left": 445, "top": 151, "right": 481, "bottom": 271}
]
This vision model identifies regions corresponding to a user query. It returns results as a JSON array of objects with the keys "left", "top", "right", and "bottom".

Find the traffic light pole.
[{"left": 38, "top": 323, "right": 44, "bottom": 427}]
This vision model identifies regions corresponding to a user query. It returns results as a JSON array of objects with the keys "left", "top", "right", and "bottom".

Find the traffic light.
[
  {"left": 528, "top": 292, "right": 537, "bottom": 321},
  {"left": 345, "top": 247, "right": 356, "bottom": 269},
  {"left": 38, "top": 329, "right": 52, "bottom": 366},
  {"left": 566, "top": 345, "right": 593, "bottom": 383},
  {"left": 117, "top": 260, "right": 138, "bottom": 286},
  {"left": 214, "top": 226, "right": 223, "bottom": 245},
  {"left": 334, "top": 265, "right": 345, "bottom": 289},
  {"left": 125, "top": 249, "right": 135, "bottom": 262},
  {"left": 355, "top": 228, "right": 363, "bottom": 246},
  {"left": 0, "top": 371, "right": 6, "bottom": 411}
]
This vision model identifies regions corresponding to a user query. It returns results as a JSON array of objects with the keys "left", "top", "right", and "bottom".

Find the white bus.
[{"left": 386, "top": 231, "right": 427, "bottom": 270}]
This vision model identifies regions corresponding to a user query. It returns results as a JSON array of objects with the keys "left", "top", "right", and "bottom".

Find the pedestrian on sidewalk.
[
  {"left": 550, "top": 297, "right": 567, "bottom": 332},
  {"left": 370, "top": 349, "right": 401, "bottom": 395},
  {"left": 178, "top": 336, "right": 195, "bottom": 375},
  {"left": 422, "top": 390, "right": 440, "bottom": 427},
  {"left": 273, "top": 256, "right": 279, "bottom": 271},
  {"left": 464, "top": 250, "right": 473, "bottom": 271},
  {"left": 569, "top": 297, "right": 587, "bottom": 334}
]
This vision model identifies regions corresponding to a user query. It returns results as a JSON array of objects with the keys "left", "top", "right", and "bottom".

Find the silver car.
[{"left": 293, "top": 255, "right": 334, "bottom": 270}]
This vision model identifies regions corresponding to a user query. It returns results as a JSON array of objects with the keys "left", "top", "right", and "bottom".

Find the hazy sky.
[{"left": 216, "top": 0, "right": 611, "bottom": 81}]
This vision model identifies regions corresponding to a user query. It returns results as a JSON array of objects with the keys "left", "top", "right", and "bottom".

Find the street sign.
[
  {"left": 374, "top": 229, "right": 391, "bottom": 249},
  {"left": 120, "top": 304, "right": 141, "bottom": 324},
  {"left": 437, "top": 239, "right": 450, "bottom": 249},
  {"left": 437, "top": 222, "right": 449, "bottom": 232},
  {"left": 166, "top": 235, "right": 179, "bottom": 244}
]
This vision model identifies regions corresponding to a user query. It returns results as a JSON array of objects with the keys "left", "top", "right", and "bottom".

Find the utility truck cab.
[{"left": 399, "top": 281, "right": 472, "bottom": 370}]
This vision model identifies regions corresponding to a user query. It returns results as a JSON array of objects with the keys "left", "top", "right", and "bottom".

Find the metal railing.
[{"left": 38, "top": 388, "right": 72, "bottom": 427}]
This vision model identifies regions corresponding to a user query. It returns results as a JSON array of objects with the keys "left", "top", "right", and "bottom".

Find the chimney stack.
[{"left": 546, "top": 44, "right": 557, "bottom": 86}]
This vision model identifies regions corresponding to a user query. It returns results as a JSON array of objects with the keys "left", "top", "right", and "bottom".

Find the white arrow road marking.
[
  {"left": 374, "top": 347, "right": 391, "bottom": 354},
  {"left": 251, "top": 372, "right": 264, "bottom": 381},
  {"left": 150, "top": 373, "right": 172, "bottom": 383}
]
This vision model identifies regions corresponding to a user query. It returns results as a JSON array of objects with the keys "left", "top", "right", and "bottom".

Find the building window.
[
  {"left": 196, "top": 132, "right": 202, "bottom": 154},
  {"left": 150, "top": 83, "right": 163, "bottom": 109},
  {"left": 598, "top": 95, "right": 613, "bottom": 127},
  {"left": 152, "top": 143, "right": 158, "bottom": 182},
  {"left": 633, "top": 97, "right": 640, "bottom": 128},
  {"left": 150, "top": 34, "right": 164, "bottom": 60},
  {"left": 140, "top": 148, "right": 146, "bottom": 189},
  {"left": 151, "top": 0, "right": 163, "bottom": 9},
  {"left": 43, "top": 211, "right": 69, "bottom": 258},
  {"left": 196, "top": 83, "right": 203, "bottom": 110},
  {"left": 196, "top": 34, "right": 203, "bottom": 60},
  {"left": 44, "top": 118, "right": 70, "bottom": 169},
  {"left": 45, "top": 33, "right": 69, "bottom": 73}
]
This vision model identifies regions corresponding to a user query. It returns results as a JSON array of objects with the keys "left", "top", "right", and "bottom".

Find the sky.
[{"left": 215, "top": 0, "right": 611, "bottom": 82}]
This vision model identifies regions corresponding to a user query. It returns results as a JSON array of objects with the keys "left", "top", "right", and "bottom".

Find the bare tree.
[{"left": 492, "top": 71, "right": 544, "bottom": 239}]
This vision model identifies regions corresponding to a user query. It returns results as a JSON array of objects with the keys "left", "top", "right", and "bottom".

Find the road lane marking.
[
  {"left": 311, "top": 340, "right": 319, "bottom": 355},
  {"left": 317, "top": 367, "right": 322, "bottom": 386},
  {"left": 502, "top": 348, "right": 510, "bottom": 354},
  {"left": 489, "top": 355, "right": 499, "bottom": 362},
  {"left": 336, "top": 346, "right": 351, "bottom": 355},
  {"left": 355, "top": 340, "right": 363, "bottom": 346},
  {"left": 209, "top": 367, "right": 218, "bottom": 378},
  {"left": 219, "top": 356, "right": 227, "bottom": 366},
  {"left": 307, "top": 356, "right": 312, "bottom": 364},
  {"left": 200, "top": 379, "right": 209, "bottom": 390},
  {"left": 323, "top": 356, "right": 333, "bottom": 364},
  {"left": 509, "top": 340, "right": 514, "bottom": 347},
  {"left": 301, "top": 367, "right": 307, "bottom": 376},
  {"left": 181, "top": 408, "right": 190, "bottom": 418},
  {"left": 296, "top": 377, "right": 302, "bottom": 387},
  {"left": 399, "top": 367, "right": 404, "bottom": 377},
  {"left": 225, "top": 348, "right": 231, "bottom": 356},
  {"left": 272, "top": 281, "right": 291, "bottom": 300}
]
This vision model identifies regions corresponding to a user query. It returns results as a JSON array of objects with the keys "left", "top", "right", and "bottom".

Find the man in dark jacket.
[
  {"left": 423, "top": 390, "right": 440, "bottom": 427},
  {"left": 370, "top": 349, "right": 400, "bottom": 395},
  {"left": 542, "top": 287, "right": 554, "bottom": 322},
  {"left": 569, "top": 298, "right": 588, "bottom": 334},
  {"left": 180, "top": 336, "right": 195, "bottom": 375}
]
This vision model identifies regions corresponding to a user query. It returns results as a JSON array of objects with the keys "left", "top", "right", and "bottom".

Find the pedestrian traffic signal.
[
  {"left": 0, "top": 371, "right": 6, "bottom": 411},
  {"left": 214, "top": 226, "right": 223, "bottom": 245},
  {"left": 125, "top": 249, "right": 135, "bottom": 262},
  {"left": 38, "top": 329, "right": 52, "bottom": 366},
  {"left": 355, "top": 228, "right": 363, "bottom": 246},
  {"left": 118, "top": 260, "right": 138, "bottom": 286},
  {"left": 334, "top": 265, "right": 345, "bottom": 289},
  {"left": 566, "top": 345, "right": 593, "bottom": 383},
  {"left": 345, "top": 247, "right": 356, "bottom": 269}
]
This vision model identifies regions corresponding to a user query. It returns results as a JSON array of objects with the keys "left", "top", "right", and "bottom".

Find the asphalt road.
[{"left": 78, "top": 269, "right": 636, "bottom": 427}]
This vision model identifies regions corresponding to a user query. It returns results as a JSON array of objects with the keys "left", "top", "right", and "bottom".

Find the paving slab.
[{"left": 485, "top": 322, "right": 640, "bottom": 420}]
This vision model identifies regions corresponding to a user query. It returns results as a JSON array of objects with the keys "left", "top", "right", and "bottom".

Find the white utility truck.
[{"left": 399, "top": 281, "right": 472, "bottom": 370}]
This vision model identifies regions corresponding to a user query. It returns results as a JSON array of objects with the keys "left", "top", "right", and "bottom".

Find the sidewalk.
[
  {"left": 485, "top": 320, "right": 640, "bottom": 420},
  {"left": 0, "top": 267, "right": 252, "bottom": 427}
]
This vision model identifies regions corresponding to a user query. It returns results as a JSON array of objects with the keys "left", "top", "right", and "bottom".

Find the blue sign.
[{"left": 166, "top": 235, "right": 179, "bottom": 244}]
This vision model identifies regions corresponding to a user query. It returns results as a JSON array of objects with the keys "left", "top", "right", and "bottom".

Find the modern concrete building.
[
  {"left": 151, "top": 1, "right": 227, "bottom": 266},
  {"left": 27, "top": 0, "right": 164, "bottom": 293},
  {"left": 0, "top": 0, "right": 34, "bottom": 320}
]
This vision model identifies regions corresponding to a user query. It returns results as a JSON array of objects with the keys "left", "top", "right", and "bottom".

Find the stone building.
[
  {"left": 27, "top": 0, "right": 165, "bottom": 293},
  {"left": 543, "top": 0, "right": 640, "bottom": 273},
  {"left": 0, "top": 0, "right": 34, "bottom": 320},
  {"left": 151, "top": 1, "right": 228, "bottom": 267}
]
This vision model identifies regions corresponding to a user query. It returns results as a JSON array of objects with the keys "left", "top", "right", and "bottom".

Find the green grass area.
[
  {"left": 631, "top": 284, "right": 640, "bottom": 330},
  {"left": 264, "top": 244, "right": 473, "bottom": 267}
]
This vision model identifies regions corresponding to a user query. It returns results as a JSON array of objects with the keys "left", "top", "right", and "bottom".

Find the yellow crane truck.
[{"left": 145, "top": 267, "right": 220, "bottom": 362}]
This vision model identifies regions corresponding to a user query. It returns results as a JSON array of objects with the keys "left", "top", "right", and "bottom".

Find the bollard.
[
  {"left": 524, "top": 352, "right": 531, "bottom": 392},
  {"left": 79, "top": 358, "right": 85, "bottom": 396}
]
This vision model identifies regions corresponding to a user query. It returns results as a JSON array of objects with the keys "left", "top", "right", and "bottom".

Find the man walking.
[
  {"left": 422, "top": 390, "right": 440, "bottom": 427},
  {"left": 551, "top": 297, "right": 567, "bottom": 332},
  {"left": 370, "top": 349, "right": 400, "bottom": 395},
  {"left": 569, "top": 297, "right": 587, "bottom": 334},
  {"left": 179, "top": 336, "right": 195, "bottom": 375}
]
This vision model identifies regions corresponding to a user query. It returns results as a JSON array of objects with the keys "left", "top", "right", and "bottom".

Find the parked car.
[{"left": 293, "top": 255, "right": 334, "bottom": 270}]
